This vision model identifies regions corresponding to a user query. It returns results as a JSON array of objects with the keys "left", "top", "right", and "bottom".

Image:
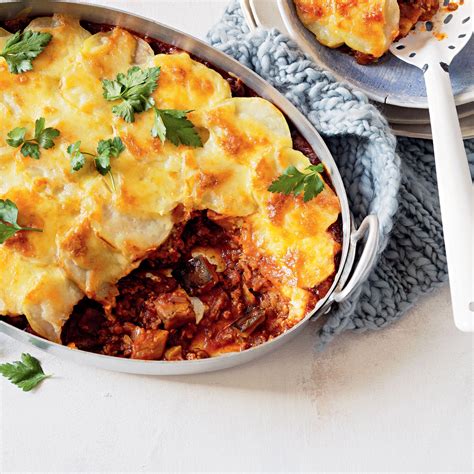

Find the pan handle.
[
  {"left": 240, "top": 0, "right": 258, "bottom": 31},
  {"left": 333, "top": 214, "right": 380, "bottom": 303}
]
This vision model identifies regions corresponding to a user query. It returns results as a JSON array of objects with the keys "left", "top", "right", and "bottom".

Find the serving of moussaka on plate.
[
  {"left": 0, "top": 15, "right": 341, "bottom": 361},
  {"left": 293, "top": 0, "right": 439, "bottom": 63}
]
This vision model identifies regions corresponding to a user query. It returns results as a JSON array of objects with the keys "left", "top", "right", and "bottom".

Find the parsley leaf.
[
  {"left": 97, "top": 137, "right": 126, "bottom": 160},
  {"left": 67, "top": 137, "right": 125, "bottom": 192},
  {"left": 34, "top": 117, "right": 60, "bottom": 149},
  {"left": 21, "top": 141, "right": 40, "bottom": 159},
  {"left": 0, "top": 30, "right": 52, "bottom": 74},
  {"left": 268, "top": 163, "right": 325, "bottom": 202},
  {"left": 0, "top": 199, "right": 43, "bottom": 244},
  {"left": 102, "top": 66, "right": 160, "bottom": 122},
  {"left": 95, "top": 153, "right": 111, "bottom": 176},
  {"left": 111, "top": 101, "right": 136, "bottom": 123},
  {"left": 6, "top": 117, "right": 60, "bottom": 159},
  {"left": 151, "top": 108, "right": 167, "bottom": 143},
  {"left": 102, "top": 67, "right": 201, "bottom": 145},
  {"left": 0, "top": 353, "right": 50, "bottom": 392},
  {"left": 0, "top": 198, "right": 18, "bottom": 225},
  {"left": 152, "top": 108, "right": 203, "bottom": 147},
  {"left": 67, "top": 141, "right": 86, "bottom": 172},
  {"left": 6, "top": 127, "right": 26, "bottom": 147},
  {"left": 96, "top": 137, "right": 126, "bottom": 175}
]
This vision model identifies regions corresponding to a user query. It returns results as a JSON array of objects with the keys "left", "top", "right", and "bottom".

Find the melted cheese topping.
[
  {"left": 294, "top": 0, "right": 400, "bottom": 57},
  {"left": 0, "top": 15, "right": 341, "bottom": 342}
]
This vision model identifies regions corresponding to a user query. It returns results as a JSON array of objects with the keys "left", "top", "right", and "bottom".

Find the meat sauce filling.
[
  {"left": 0, "top": 18, "right": 342, "bottom": 360},
  {"left": 61, "top": 212, "right": 305, "bottom": 360}
]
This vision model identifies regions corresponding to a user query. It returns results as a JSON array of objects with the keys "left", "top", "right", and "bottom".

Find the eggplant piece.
[
  {"left": 164, "top": 345, "right": 183, "bottom": 361},
  {"left": 153, "top": 288, "right": 196, "bottom": 330},
  {"left": 233, "top": 307, "right": 265, "bottom": 334},
  {"left": 130, "top": 327, "right": 169, "bottom": 360},
  {"left": 173, "top": 255, "right": 219, "bottom": 295}
]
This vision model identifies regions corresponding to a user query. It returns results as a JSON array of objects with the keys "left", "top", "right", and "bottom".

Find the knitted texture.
[{"left": 207, "top": 2, "right": 474, "bottom": 348}]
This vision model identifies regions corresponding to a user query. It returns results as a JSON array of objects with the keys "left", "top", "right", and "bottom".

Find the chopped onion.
[{"left": 190, "top": 297, "right": 206, "bottom": 324}]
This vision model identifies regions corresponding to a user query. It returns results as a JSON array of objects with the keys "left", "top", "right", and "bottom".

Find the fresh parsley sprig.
[
  {"left": 0, "top": 353, "right": 50, "bottom": 392},
  {"left": 6, "top": 117, "right": 60, "bottom": 159},
  {"left": 268, "top": 163, "right": 325, "bottom": 202},
  {"left": 102, "top": 66, "right": 202, "bottom": 147},
  {"left": 0, "top": 30, "right": 52, "bottom": 74},
  {"left": 0, "top": 199, "right": 42, "bottom": 244},
  {"left": 152, "top": 108, "right": 203, "bottom": 147},
  {"left": 102, "top": 66, "right": 160, "bottom": 123},
  {"left": 67, "top": 137, "right": 125, "bottom": 192}
]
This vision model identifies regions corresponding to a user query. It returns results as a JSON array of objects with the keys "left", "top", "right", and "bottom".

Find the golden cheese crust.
[
  {"left": 294, "top": 0, "right": 400, "bottom": 58},
  {"left": 0, "top": 15, "right": 341, "bottom": 342}
]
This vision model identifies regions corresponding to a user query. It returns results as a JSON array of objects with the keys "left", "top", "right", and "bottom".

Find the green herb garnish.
[
  {"left": 102, "top": 66, "right": 160, "bottom": 122},
  {"left": 268, "top": 163, "right": 325, "bottom": 202},
  {"left": 0, "top": 30, "right": 52, "bottom": 74},
  {"left": 67, "top": 140, "right": 86, "bottom": 172},
  {"left": 67, "top": 137, "right": 125, "bottom": 192},
  {"left": 6, "top": 117, "right": 60, "bottom": 159},
  {"left": 102, "top": 66, "right": 202, "bottom": 147},
  {"left": 0, "top": 199, "right": 42, "bottom": 244},
  {"left": 152, "top": 108, "right": 203, "bottom": 147},
  {"left": 0, "top": 353, "right": 50, "bottom": 392}
]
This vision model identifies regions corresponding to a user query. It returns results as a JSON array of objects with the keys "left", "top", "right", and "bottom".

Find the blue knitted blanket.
[{"left": 207, "top": 2, "right": 474, "bottom": 348}]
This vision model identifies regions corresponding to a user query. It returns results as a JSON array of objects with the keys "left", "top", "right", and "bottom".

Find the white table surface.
[{"left": 1, "top": 1, "right": 473, "bottom": 472}]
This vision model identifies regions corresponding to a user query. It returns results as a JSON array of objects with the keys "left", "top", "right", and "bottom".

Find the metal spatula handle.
[{"left": 424, "top": 64, "right": 473, "bottom": 331}]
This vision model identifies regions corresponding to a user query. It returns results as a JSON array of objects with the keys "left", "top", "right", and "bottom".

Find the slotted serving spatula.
[{"left": 390, "top": 1, "right": 473, "bottom": 331}]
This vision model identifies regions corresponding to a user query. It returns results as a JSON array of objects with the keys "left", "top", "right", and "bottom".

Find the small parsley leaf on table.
[
  {"left": 102, "top": 66, "right": 160, "bottom": 122},
  {"left": 152, "top": 108, "right": 203, "bottom": 147},
  {"left": 0, "top": 353, "right": 50, "bottom": 392},
  {"left": 0, "top": 199, "right": 42, "bottom": 244},
  {"left": 0, "top": 30, "right": 52, "bottom": 74},
  {"left": 6, "top": 117, "right": 60, "bottom": 159},
  {"left": 268, "top": 163, "right": 325, "bottom": 202}
]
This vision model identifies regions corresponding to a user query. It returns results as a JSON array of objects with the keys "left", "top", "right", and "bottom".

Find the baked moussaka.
[
  {"left": 0, "top": 15, "right": 341, "bottom": 361},
  {"left": 294, "top": 0, "right": 439, "bottom": 63}
]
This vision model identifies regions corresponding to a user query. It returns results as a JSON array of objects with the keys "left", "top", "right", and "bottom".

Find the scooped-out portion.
[
  {"left": 62, "top": 210, "right": 308, "bottom": 360},
  {"left": 293, "top": 0, "right": 439, "bottom": 64}
]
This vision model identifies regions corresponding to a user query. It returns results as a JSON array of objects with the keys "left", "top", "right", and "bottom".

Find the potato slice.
[
  {"left": 188, "top": 97, "right": 292, "bottom": 216},
  {"left": 0, "top": 250, "right": 82, "bottom": 343},
  {"left": 294, "top": 0, "right": 400, "bottom": 58},
  {"left": 151, "top": 52, "right": 231, "bottom": 110},
  {"left": 58, "top": 219, "right": 136, "bottom": 304},
  {"left": 60, "top": 27, "right": 153, "bottom": 115},
  {"left": 26, "top": 15, "right": 91, "bottom": 77}
]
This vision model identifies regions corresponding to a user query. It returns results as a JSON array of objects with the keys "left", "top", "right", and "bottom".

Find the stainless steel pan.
[{"left": 0, "top": 0, "right": 379, "bottom": 375}]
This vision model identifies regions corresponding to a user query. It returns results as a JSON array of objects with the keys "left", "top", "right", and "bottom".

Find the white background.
[{"left": 1, "top": 1, "right": 473, "bottom": 472}]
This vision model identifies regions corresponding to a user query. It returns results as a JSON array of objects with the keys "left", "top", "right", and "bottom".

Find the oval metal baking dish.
[{"left": 0, "top": 0, "right": 379, "bottom": 375}]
